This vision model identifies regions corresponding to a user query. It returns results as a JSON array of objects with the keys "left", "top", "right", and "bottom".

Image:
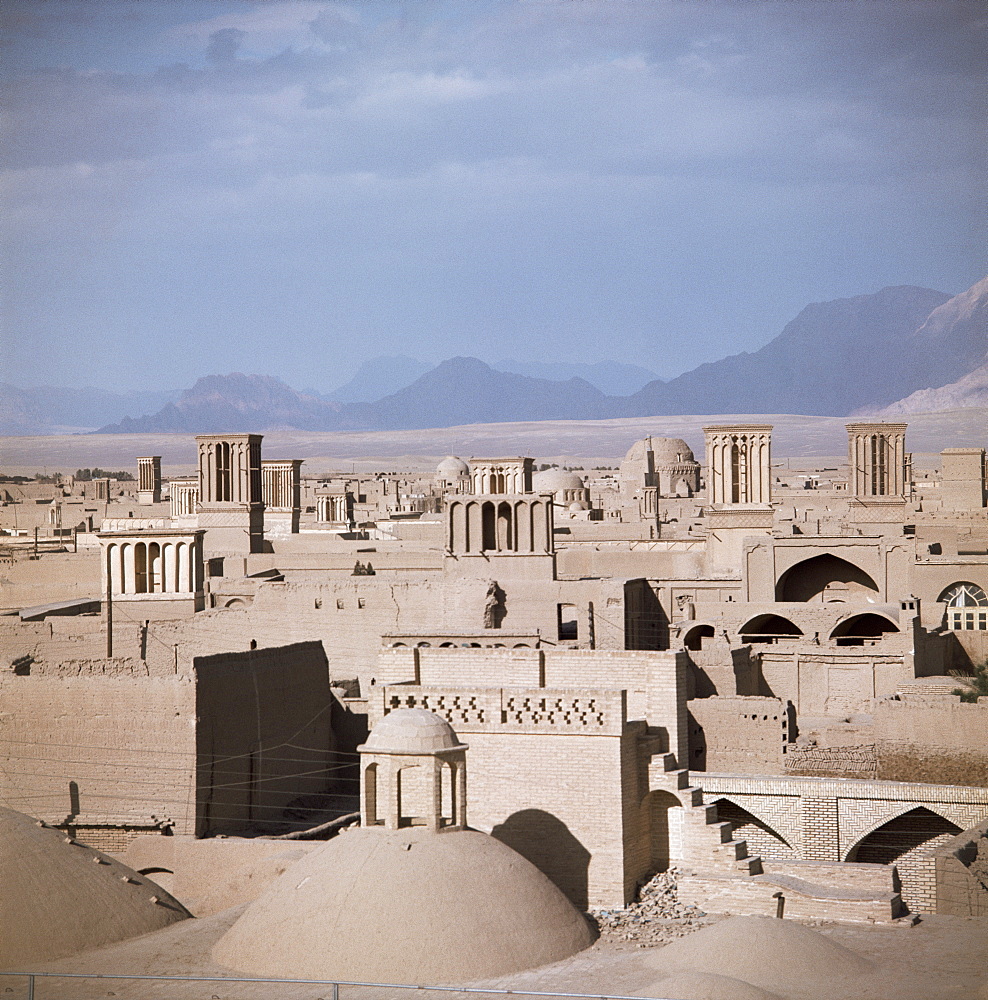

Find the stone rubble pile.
[{"left": 591, "top": 867, "right": 711, "bottom": 948}]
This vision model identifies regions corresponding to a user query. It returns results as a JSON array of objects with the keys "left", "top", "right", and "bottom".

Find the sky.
[{"left": 1, "top": 0, "right": 985, "bottom": 393}]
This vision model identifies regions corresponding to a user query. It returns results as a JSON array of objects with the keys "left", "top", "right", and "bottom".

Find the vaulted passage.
[
  {"left": 711, "top": 798, "right": 796, "bottom": 861},
  {"left": 775, "top": 554, "right": 879, "bottom": 602},
  {"left": 846, "top": 808, "right": 961, "bottom": 865}
]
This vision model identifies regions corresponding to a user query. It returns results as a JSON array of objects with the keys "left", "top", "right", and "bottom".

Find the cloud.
[
  {"left": 206, "top": 27, "right": 246, "bottom": 65},
  {"left": 2, "top": 0, "right": 985, "bottom": 390}
]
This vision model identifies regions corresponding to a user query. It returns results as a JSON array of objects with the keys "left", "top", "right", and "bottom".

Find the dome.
[
  {"left": 212, "top": 826, "right": 596, "bottom": 984},
  {"left": 650, "top": 437, "right": 695, "bottom": 465},
  {"left": 532, "top": 468, "right": 585, "bottom": 492},
  {"left": 0, "top": 806, "right": 190, "bottom": 968},
  {"left": 436, "top": 456, "right": 469, "bottom": 478},
  {"left": 622, "top": 436, "right": 695, "bottom": 465},
  {"left": 360, "top": 707, "right": 467, "bottom": 755},
  {"left": 568, "top": 500, "right": 589, "bottom": 512}
]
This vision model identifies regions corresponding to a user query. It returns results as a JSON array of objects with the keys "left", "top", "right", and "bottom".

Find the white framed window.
[{"left": 940, "top": 582, "right": 988, "bottom": 631}]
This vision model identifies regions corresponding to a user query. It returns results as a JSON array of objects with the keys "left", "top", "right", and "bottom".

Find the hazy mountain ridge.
[
  {"left": 0, "top": 384, "right": 181, "bottom": 436},
  {"left": 6, "top": 279, "right": 986, "bottom": 435},
  {"left": 100, "top": 374, "right": 346, "bottom": 434},
  {"left": 870, "top": 363, "right": 988, "bottom": 416},
  {"left": 492, "top": 359, "right": 663, "bottom": 395},
  {"left": 622, "top": 285, "right": 955, "bottom": 417},
  {"left": 347, "top": 357, "right": 612, "bottom": 430}
]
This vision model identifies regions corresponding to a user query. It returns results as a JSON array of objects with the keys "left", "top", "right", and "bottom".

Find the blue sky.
[{"left": 2, "top": 0, "right": 985, "bottom": 393}]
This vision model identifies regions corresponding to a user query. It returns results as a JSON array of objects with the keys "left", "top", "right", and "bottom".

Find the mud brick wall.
[
  {"left": 874, "top": 698, "right": 988, "bottom": 788},
  {"left": 687, "top": 696, "right": 788, "bottom": 774}
]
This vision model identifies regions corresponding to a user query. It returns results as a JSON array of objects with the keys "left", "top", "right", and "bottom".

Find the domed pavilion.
[{"left": 212, "top": 708, "right": 596, "bottom": 984}]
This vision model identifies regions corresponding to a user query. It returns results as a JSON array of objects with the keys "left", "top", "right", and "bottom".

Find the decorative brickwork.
[
  {"left": 786, "top": 744, "right": 878, "bottom": 779},
  {"left": 503, "top": 694, "right": 606, "bottom": 728},
  {"left": 387, "top": 690, "right": 489, "bottom": 725},
  {"left": 711, "top": 797, "right": 799, "bottom": 860}
]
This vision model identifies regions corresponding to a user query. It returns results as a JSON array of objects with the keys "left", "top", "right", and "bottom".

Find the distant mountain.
[
  {"left": 901, "top": 276, "right": 988, "bottom": 381},
  {"left": 872, "top": 363, "right": 988, "bottom": 415},
  {"left": 96, "top": 374, "right": 345, "bottom": 433},
  {"left": 0, "top": 384, "right": 181, "bottom": 435},
  {"left": 321, "top": 355, "right": 433, "bottom": 404},
  {"left": 623, "top": 285, "right": 953, "bottom": 418},
  {"left": 491, "top": 359, "right": 663, "bottom": 395},
  {"left": 349, "top": 357, "right": 610, "bottom": 430},
  {"left": 858, "top": 278, "right": 988, "bottom": 415},
  {"left": 11, "top": 281, "right": 985, "bottom": 437}
]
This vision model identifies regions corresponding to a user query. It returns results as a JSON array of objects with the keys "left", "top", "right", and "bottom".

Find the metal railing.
[{"left": 0, "top": 972, "right": 674, "bottom": 1000}]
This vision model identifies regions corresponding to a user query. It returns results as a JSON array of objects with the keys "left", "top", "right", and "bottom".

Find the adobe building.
[{"left": 2, "top": 417, "right": 987, "bottom": 925}]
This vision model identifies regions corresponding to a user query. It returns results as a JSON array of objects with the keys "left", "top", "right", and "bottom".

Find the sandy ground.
[
  {"left": 6, "top": 907, "right": 986, "bottom": 1000},
  {"left": 2, "top": 407, "right": 986, "bottom": 476}
]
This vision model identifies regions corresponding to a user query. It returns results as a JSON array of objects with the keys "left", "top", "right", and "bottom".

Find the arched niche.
[
  {"left": 775, "top": 554, "right": 879, "bottom": 603},
  {"left": 738, "top": 614, "right": 803, "bottom": 644},
  {"left": 830, "top": 613, "right": 899, "bottom": 646}
]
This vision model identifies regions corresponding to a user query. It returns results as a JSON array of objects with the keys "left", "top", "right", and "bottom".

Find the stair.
[
  {"left": 651, "top": 756, "right": 763, "bottom": 876},
  {"left": 651, "top": 756, "right": 902, "bottom": 922}
]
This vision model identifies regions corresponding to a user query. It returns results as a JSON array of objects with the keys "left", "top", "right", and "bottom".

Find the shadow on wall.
[{"left": 491, "top": 809, "right": 591, "bottom": 910}]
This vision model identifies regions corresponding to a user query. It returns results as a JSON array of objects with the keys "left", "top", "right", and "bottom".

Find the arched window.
[{"left": 939, "top": 582, "right": 988, "bottom": 631}]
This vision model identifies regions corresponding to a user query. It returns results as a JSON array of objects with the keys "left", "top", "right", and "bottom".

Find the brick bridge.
[{"left": 692, "top": 773, "right": 988, "bottom": 910}]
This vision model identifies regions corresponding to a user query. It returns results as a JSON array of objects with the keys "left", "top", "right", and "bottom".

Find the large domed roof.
[
  {"left": 650, "top": 437, "right": 695, "bottom": 464},
  {"left": 622, "top": 436, "right": 695, "bottom": 465},
  {"left": 361, "top": 707, "right": 467, "bottom": 755},
  {"left": 212, "top": 826, "right": 596, "bottom": 984},
  {"left": 436, "top": 456, "right": 470, "bottom": 477},
  {"left": 532, "top": 468, "right": 585, "bottom": 492},
  {"left": 0, "top": 806, "right": 190, "bottom": 967}
]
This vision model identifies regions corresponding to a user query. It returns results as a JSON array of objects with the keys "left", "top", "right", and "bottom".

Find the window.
[
  {"left": 940, "top": 582, "right": 988, "bottom": 631},
  {"left": 557, "top": 604, "right": 578, "bottom": 641}
]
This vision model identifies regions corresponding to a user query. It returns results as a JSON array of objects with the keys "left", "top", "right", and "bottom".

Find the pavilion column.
[
  {"left": 123, "top": 544, "right": 136, "bottom": 594},
  {"left": 163, "top": 543, "right": 176, "bottom": 593}
]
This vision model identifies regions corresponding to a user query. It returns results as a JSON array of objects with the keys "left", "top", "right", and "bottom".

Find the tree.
[{"left": 951, "top": 659, "right": 988, "bottom": 703}]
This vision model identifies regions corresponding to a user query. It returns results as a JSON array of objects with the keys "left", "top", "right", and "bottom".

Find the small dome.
[
  {"left": 361, "top": 707, "right": 467, "bottom": 755},
  {"left": 532, "top": 468, "right": 585, "bottom": 492},
  {"left": 436, "top": 456, "right": 470, "bottom": 478},
  {"left": 568, "top": 500, "right": 589, "bottom": 512}
]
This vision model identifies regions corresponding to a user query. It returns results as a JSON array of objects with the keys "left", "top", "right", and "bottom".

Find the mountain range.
[{"left": 3, "top": 278, "right": 985, "bottom": 436}]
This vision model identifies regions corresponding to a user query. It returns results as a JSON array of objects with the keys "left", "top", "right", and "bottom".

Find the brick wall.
[
  {"left": 874, "top": 698, "right": 988, "bottom": 787},
  {"left": 193, "top": 642, "right": 336, "bottom": 837},
  {"left": 374, "top": 684, "right": 639, "bottom": 907},
  {"left": 0, "top": 673, "right": 196, "bottom": 832}
]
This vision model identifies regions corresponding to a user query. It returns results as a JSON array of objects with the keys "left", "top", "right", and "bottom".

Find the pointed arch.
[{"left": 775, "top": 554, "right": 879, "bottom": 602}]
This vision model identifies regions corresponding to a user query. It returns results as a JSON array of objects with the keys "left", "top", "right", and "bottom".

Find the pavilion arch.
[
  {"left": 842, "top": 806, "right": 961, "bottom": 864},
  {"left": 710, "top": 797, "right": 797, "bottom": 861},
  {"left": 647, "top": 789, "right": 686, "bottom": 871},
  {"left": 829, "top": 612, "right": 899, "bottom": 646},
  {"left": 683, "top": 623, "right": 716, "bottom": 652},
  {"left": 738, "top": 614, "right": 803, "bottom": 644},
  {"left": 775, "top": 554, "right": 879, "bottom": 603}
]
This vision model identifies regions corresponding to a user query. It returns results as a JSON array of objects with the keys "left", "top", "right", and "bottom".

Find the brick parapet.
[{"left": 378, "top": 685, "right": 628, "bottom": 736}]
